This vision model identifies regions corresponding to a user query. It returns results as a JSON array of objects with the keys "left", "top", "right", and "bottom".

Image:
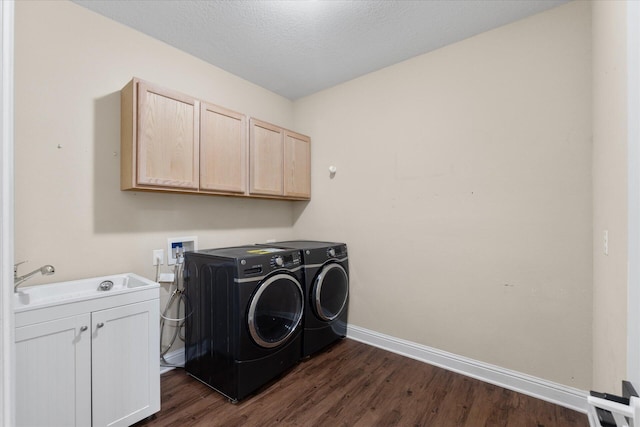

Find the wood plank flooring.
[{"left": 134, "top": 339, "right": 589, "bottom": 427}]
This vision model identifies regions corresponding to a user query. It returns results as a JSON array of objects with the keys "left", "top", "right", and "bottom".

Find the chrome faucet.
[{"left": 14, "top": 262, "right": 55, "bottom": 292}]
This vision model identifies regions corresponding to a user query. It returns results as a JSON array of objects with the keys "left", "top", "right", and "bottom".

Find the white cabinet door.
[
  {"left": 91, "top": 300, "right": 160, "bottom": 427},
  {"left": 15, "top": 314, "right": 91, "bottom": 427}
]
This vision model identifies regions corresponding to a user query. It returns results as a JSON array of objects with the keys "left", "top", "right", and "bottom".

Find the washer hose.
[{"left": 159, "top": 251, "right": 188, "bottom": 367}]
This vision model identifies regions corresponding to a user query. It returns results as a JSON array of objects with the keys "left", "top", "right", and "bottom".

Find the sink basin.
[{"left": 13, "top": 273, "right": 159, "bottom": 312}]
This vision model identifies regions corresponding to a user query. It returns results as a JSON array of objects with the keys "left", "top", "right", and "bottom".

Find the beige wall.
[
  {"left": 592, "top": 0, "right": 628, "bottom": 393},
  {"left": 14, "top": 0, "right": 298, "bottom": 320},
  {"left": 293, "top": 1, "right": 592, "bottom": 388},
  {"left": 16, "top": 0, "right": 602, "bottom": 390}
]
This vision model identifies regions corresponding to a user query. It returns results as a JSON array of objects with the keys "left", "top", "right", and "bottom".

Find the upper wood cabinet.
[
  {"left": 249, "top": 119, "right": 284, "bottom": 196},
  {"left": 121, "top": 78, "right": 310, "bottom": 200},
  {"left": 284, "top": 130, "right": 311, "bottom": 199},
  {"left": 200, "top": 103, "right": 247, "bottom": 194},
  {"left": 249, "top": 119, "right": 311, "bottom": 200},
  {"left": 121, "top": 79, "right": 200, "bottom": 191}
]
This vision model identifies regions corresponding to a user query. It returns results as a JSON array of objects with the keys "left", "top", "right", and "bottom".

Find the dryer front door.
[
  {"left": 247, "top": 273, "right": 304, "bottom": 348},
  {"left": 312, "top": 263, "right": 349, "bottom": 321}
]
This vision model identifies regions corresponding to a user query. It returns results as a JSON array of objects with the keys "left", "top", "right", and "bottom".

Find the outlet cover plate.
[{"left": 152, "top": 249, "right": 164, "bottom": 266}]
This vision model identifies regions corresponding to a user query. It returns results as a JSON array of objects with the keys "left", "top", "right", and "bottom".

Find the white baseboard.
[
  {"left": 160, "top": 347, "right": 185, "bottom": 375},
  {"left": 347, "top": 324, "right": 589, "bottom": 414}
]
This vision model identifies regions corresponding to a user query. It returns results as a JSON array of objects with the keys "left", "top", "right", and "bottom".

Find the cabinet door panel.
[
  {"left": 284, "top": 131, "right": 311, "bottom": 198},
  {"left": 200, "top": 103, "right": 246, "bottom": 193},
  {"left": 92, "top": 300, "right": 160, "bottom": 427},
  {"left": 16, "top": 314, "right": 91, "bottom": 427},
  {"left": 250, "top": 119, "right": 283, "bottom": 196},
  {"left": 137, "top": 82, "right": 199, "bottom": 189}
]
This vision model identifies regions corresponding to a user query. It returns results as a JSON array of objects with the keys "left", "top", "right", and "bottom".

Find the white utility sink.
[
  {"left": 13, "top": 273, "right": 159, "bottom": 312},
  {"left": 14, "top": 272, "right": 160, "bottom": 426}
]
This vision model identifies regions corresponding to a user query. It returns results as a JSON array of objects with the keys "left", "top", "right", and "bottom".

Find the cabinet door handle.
[
  {"left": 96, "top": 322, "right": 104, "bottom": 328},
  {"left": 80, "top": 326, "right": 88, "bottom": 332}
]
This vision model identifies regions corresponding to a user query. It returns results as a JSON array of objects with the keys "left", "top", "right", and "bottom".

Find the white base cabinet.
[
  {"left": 15, "top": 286, "right": 160, "bottom": 427},
  {"left": 92, "top": 300, "right": 159, "bottom": 427},
  {"left": 16, "top": 314, "right": 92, "bottom": 427}
]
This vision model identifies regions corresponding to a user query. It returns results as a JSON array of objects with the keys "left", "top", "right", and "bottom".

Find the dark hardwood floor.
[{"left": 135, "top": 339, "right": 589, "bottom": 427}]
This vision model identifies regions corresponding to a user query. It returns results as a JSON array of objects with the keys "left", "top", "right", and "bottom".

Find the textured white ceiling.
[{"left": 72, "top": 0, "right": 570, "bottom": 100}]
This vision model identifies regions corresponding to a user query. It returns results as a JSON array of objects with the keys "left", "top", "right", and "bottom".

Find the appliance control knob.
[
  {"left": 274, "top": 256, "right": 284, "bottom": 266},
  {"left": 328, "top": 248, "right": 336, "bottom": 258}
]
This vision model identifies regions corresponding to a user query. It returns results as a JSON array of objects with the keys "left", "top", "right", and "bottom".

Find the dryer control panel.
[
  {"left": 325, "top": 245, "right": 347, "bottom": 260},
  {"left": 254, "top": 241, "right": 348, "bottom": 266}
]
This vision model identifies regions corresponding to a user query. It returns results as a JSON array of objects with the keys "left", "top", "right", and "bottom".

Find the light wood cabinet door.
[
  {"left": 284, "top": 131, "right": 311, "bottom": 198},
  {"left": 249, "top": 119, "right": 284, "bottom": 196},
  {"left": 135, "top": 81, "right": 200, "bottom": 190},
  {"left": 200, "top": 103, "right": 247, "bottom": 194}
]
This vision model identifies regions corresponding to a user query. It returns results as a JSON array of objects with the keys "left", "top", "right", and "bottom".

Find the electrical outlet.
[
  {"left": 604, "top": 230, "right": 609, "bottom": 256},
  {"left": 152, "top": 249, "right": 164, "bottom": 266}
]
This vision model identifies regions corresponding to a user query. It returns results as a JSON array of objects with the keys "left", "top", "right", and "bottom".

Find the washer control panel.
[
  {"left": 271, "top": 255, "right": 284, "bottom": 268},
  {"left": 269, "top": 251, "right": 302, "bottom": 269}
]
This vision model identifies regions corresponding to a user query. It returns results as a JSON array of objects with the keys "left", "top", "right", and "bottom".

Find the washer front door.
[
  {"left": 312, "top": 263, "right": 349, "bottom": 321},
  {"left": 247, "top": 273, "right": 304, "bottom": 348}
]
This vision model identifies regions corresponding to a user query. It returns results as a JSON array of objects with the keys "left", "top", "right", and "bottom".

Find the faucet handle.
[{"left": 13, "top": 260, "right": 27, "bottom": 274}]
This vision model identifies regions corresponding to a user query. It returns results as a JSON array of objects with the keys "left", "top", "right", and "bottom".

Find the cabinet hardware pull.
[
  {"left": 97, "top": 322, "right": 104, "bottom": 328},
  {"left": 80, "top": 326, "right": 88, "bottom": 332}
]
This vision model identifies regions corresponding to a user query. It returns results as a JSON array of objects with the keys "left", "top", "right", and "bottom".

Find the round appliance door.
[
  {"left": 312, "top": 263, "right": 349, "bottom": 321},
  {"left": 247, "top": 273, "right": 304, "bottom": 348}
]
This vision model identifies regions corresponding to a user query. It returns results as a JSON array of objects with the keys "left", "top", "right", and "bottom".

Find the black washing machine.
[
  {"left": 184, "top": 246, "right": 304, "bottom": 402},
  {"left": 261, "top": 241, "right": 349, "bottom": 358}
]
